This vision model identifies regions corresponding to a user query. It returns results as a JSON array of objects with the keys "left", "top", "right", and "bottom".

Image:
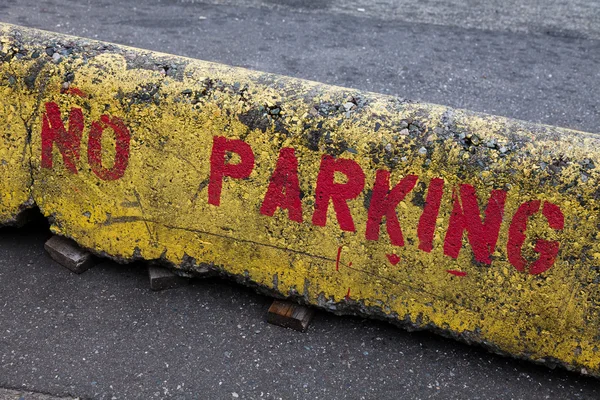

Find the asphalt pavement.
[{"left": 1, "top": 1, "right": 600, "bottom": 399}]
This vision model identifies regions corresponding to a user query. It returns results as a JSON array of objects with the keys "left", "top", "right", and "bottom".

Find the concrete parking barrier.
[{"left": 1, "top": 22, "right": 600, "bottom": 376}]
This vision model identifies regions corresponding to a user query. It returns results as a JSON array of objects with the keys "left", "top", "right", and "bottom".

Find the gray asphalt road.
[
  {"left": 211, "top": 0, "right": 600, "bottom": 40},
  {"left": 1, "top": 1, "right": 600, "bottom": 399}
]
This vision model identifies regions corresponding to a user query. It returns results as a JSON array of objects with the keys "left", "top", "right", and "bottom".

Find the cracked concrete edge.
[
  {"left": 2, "top": 23, "right": 600, "bottom": 377},
  {"left": 0, "top": 388, "right": 78, "bottom": 400}
]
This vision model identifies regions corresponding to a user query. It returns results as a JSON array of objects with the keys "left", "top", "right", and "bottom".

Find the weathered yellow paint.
[
  {"left": 2, "top": 23, "right": 600, "bottom": 376},
  {"left": 0, "top": 29, "right": 35, "bottom": 224}
]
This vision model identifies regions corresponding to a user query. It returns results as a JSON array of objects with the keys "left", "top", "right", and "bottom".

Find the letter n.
[
  {"left": 443, "top": 184, "right": 507, "bottom": 264},
  {"left": 41, "top": 102, "right": 84, "bottom": 174}
]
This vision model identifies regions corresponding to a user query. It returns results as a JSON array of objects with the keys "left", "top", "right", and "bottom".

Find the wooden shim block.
[
  {"left": 267, "top": 299, "right": 315, "bottom": 332},
  {"left": 44, "top": 235, "right": 95, "bottom": 274},
  {"left": 148, "top": 265, "right": 188, "bottom": 291}
]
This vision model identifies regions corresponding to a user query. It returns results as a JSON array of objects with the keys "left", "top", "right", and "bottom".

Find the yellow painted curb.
[{"left": 1, "top": 23, "right": 600, "bottom": 376}]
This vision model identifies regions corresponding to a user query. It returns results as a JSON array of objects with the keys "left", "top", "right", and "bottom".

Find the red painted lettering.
[
  {"left": 208, "top": 136, "right": 255, "bottom": 206},
  {"left": 446, "top": 269, "right": 467, "bottom": 277},
  {"left": 417, "top": 178, "right": 445, "bottom": 252},
  {"left": 443, "top": 184, "right": 507, "bottom": 264},
  {"left": 365, "top": 171, "right": 418, "bottom": 246},
  {"left": 41, "top": 102, "right": 84, "bottom": 174},
  {"left": 507, "top": 200, "right": 564, "bottom": 275},
  {"left": 63, "top": 87, "right": 88, "bottom": 98},
  {"left": 260, "top": 147, "right": 303, "bottom": 223},
  {"left": 41, "top": 102, "right": 131, "bottom": 180},
  {"left": 87, "top": 115, "right": 131, "bottom": 181},
  {"left": 386, "top": 253, "right": 401, "bottom": 265},
  {"left": 312, "top": 155, "right": 365, "bottom": 232}
]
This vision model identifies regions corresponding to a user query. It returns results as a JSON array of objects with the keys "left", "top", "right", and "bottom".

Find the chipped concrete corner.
[{"left": 1, "top": 22, "right": 600, "bottom": 376}]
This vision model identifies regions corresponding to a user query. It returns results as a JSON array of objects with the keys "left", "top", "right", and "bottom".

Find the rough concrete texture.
[{"left": 1, "top": 23, "right": 600, "bottom": 376}]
